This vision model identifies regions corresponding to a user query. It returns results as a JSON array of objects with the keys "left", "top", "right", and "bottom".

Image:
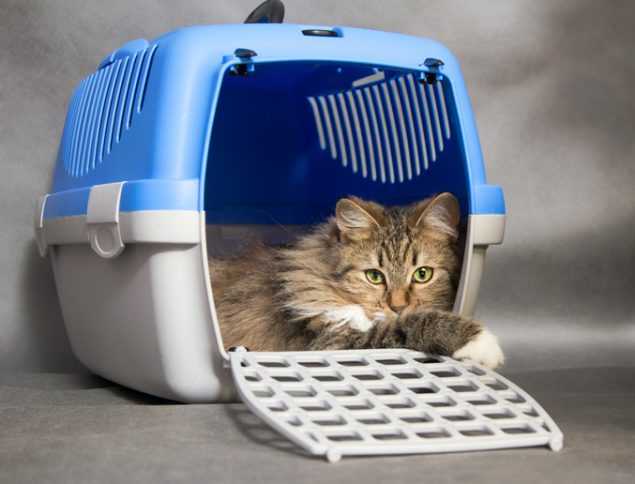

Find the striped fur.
[{"left": 209, "top": 193, "right": 504, "bottom": 368}]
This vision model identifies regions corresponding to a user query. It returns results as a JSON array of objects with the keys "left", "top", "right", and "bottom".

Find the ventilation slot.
[
  {"left": 62, "top": 44, "right": 158, "bottom": 177},
  {"left": 308, "top": 73, "right": 451, "bottom": 184}
]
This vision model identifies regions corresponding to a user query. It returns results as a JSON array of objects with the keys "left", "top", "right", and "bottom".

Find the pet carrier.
[{"left": 34, "top": 2, "right": 562, "bottom": 460}]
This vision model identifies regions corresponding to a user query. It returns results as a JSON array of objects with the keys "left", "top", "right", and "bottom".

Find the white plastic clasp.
[
  {"left": 470, "top": 214, "right": 506, "bottom": 245},
  {"left": 86, "top": 182, "right": 125, "bottom": 259},
  {"left": 34, "top": 195, "right": 49, "bottom": 257}
]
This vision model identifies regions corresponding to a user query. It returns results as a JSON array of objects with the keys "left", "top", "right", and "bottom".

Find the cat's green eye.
[
  {"left": 412, "top": 266, "right": 434, "bottom": 284},
  {"left": 365, "top": 269, "right": 385, "bottom": 285}
]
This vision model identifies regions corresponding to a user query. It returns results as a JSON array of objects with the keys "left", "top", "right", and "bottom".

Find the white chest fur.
[{"left": 324, "top": 305, "right": 377, "bottom": 332}]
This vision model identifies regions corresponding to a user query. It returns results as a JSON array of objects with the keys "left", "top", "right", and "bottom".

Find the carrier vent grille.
[
  {"left": 62, "top": 44, "right": 158, "bottom": 177},
  {"left": 308, "top": 74, "right": 451, "bottom": 184}
]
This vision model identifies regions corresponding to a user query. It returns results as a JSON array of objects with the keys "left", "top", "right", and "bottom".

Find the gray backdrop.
[{"left": 1, "top": 0, "right": 633, "bottom": 373}]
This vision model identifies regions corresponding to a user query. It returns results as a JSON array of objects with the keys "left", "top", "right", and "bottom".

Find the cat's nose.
[
  {"left": 388, "top": 289, "right": 409, "bottom": 313},
  {"left": 389, "top": 302, "right": 408, "bottom": 314}
]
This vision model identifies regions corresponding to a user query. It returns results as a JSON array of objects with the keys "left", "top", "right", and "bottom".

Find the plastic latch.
[
  {"left": 34, "top": 195, "right": 49, "bottom": 257},
  {"left": 86, "top": 182, "right": 125, "bottom": 259}
]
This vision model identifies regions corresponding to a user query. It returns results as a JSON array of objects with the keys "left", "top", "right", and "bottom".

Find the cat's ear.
[
  {"left": 335, "top": 197, "right": 383, "bottom": 241},
  {"left": 410, "top": 192, "right": 460, "bottom": 239}
]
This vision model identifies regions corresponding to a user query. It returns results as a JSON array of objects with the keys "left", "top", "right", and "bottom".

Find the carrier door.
[{"left": 229, "top": 348, "right": 562, "bottom": 462}]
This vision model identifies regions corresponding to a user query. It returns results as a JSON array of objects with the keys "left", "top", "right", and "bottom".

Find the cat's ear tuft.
[
  {"left": 335, "top": 197, "right": 382, "bottom": 241},
  {"left": 411, "top": 192, "right": 460, "bottom": 239}
]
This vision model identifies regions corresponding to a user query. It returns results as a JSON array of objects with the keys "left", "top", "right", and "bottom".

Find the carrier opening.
[
  {"left": 203, "top": 60, "right": 469, "bottom": 258},
  {"left": 202, "top": 59, "right": 474, "bottom": 357}
]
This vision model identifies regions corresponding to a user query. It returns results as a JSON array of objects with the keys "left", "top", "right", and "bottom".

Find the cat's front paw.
[{"left": 452, "top": 329, "right": 504, "bottom": 369}]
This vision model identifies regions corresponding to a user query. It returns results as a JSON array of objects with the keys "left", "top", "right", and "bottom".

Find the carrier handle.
[{"left": 244, "top": 0, "right": 285, "bottom": 23}]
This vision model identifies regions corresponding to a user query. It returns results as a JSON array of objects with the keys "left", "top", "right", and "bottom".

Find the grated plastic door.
[{"left": 230, "top": 348, "right": 563, "bottom": 462}]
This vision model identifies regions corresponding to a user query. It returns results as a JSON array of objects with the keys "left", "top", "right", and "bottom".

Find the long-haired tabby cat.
[{"left": 210, "top": 193, "right": 504, "bottom": 368}]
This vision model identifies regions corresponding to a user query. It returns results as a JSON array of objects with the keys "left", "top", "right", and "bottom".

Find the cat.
[{"left": 209, "top": 192, "right": 504, "bottom": 369}]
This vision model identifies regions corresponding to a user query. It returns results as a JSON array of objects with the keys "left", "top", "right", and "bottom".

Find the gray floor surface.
[{"left": 1, "top": 367, "right": 634, "bottom": 484}]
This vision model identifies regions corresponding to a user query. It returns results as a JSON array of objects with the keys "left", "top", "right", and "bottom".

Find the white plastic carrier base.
[{"left": 230, "top": 347, "right": 563, "bottom": 462}]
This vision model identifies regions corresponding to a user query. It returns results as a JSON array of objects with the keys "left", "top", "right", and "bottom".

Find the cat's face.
[{"left": 326, "top": 193, "right": 461, "bottom": 321}]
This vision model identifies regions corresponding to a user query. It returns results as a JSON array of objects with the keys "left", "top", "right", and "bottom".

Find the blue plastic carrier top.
[{"left": 45, "top": 23, "right": 505, "bottom": 224}]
